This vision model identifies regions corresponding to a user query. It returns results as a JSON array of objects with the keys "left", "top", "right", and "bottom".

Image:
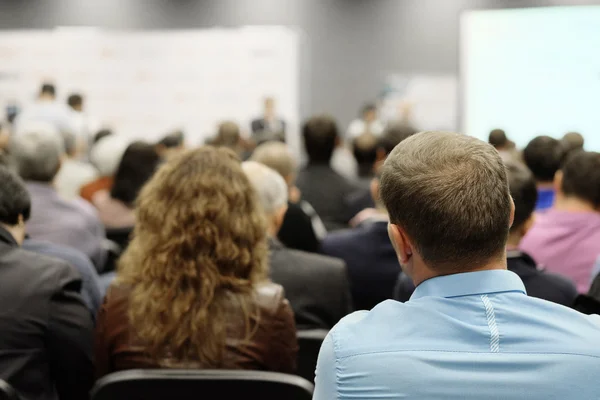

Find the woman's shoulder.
[{"left": 252, "top": 282, "right": 287, "bottom": 314}]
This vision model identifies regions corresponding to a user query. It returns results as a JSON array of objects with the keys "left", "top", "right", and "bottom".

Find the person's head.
[
  {"left": 117, "top": 146, "right": 268, "bottom": 364},
  {"left": 10, "top": 125, "right": 65, "bottom": 183},
  {"left": 561, "top": 131, "right": 585, "bottom": 155},
  {"left": 380, "top": 131, "right": 513, "bottom": 285},
  {"left": 0, "top": 166, "right": 31, "bottom": 245},
  {"left": 250, "top": 141, "right": 297, "bottom": 186},
  {"left": 523, "top": 136, "right": 564, "bottom": 184},
  {"left": 302, "top": 114, "right": 339, "bottom": 164},
  {"left": 242, "top": 161, "right": 289, "bottom": 236},
  {"left": 67, "top": 93, "right": 83, "bottom": 112},
  {"left": 264, "top": 97, "right": 275, "bottom": 117},
  {"left": 352, "top": 133, "right": 379, "bottom": 177},
  {"left": 93, "top": 129, "right": 113, "bottom": 145},
  {"left": 156, "top": 130, "right": 186, "bottom": 160},
  {"left": 89, "top": 135, "right": 129, "bottom": 177},
  {"left": 361, "top": 103, "right": 377, "bottom": 123},
  {"left": 213, "top": 121, "right": 241, "bottom": 149},
  {"left": 110, "top": 141, "right": 161, "bottom": 208},
  {"left": 556, "top": 150, "right": 600, "bottom": 210},
  {"left": 377, "top": 122, "right": 418, "bottom": 160},
  {"left": 39, "top": 83, "right": 56, "bottom": 100},
  {"left": 505, "top": 161, "right": 538, "bottom": 244},
  {"left": 488, "top": 129, "right": 508, "bottom": 150}
]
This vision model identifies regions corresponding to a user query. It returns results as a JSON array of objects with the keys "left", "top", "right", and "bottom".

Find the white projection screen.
[{"left": 460, "top": 6, "right": 600, "bottom": 150}]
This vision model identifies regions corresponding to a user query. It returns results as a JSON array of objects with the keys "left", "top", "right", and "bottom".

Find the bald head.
[
  {"left": 380, "top": 131, "right": 512, "bottom": 272},
  {"left": 250, "top": 141, "right": 296, "bottom": 183},
  {"left": 242, "top": 161, "right": 288, "bottom": 217},
  {"left": 10, "top": 125, "right": 65, "bottom": 183}
]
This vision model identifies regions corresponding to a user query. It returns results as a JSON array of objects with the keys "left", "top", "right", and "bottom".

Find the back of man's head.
[
  {"left": 302, "top": 115, "right": 338, "bottom": 164},
  {"left": 90, "top": 135, "right": 128, "bottom": 177},
  {"left": 506, "top": 161, "right": 537, "bottom": 233},
  {"left": 214, "top": 121, "right": 241, "bottom": 148},
  {"left": 250, "top": 141, "right": 296, "bottom": 182},
  {"left": 40, "top": 83, "right": 56, "bottom": 98},
  {"left": 352, "top": 133, "right": 378, "bottom": 176},
  {"left": 489, "top": 129, "right": 508, "bottom": 149},
  {"left": 10, "top": 125, "right": 64, "bottom": 183},
  {"left": 0, "top": 166, "right": 31, "bottom": 226},
  {"left": 560, "top": 150, "right": 600, "bottom": 209},
  {"left": 67, "top": 93, "right": 83, "bottom": 110},
  {"left": 378, "top": 123, "right": 418, "bottom": 156},
  {"left": 523, "top": 136, "right": 564, "bottom": 183},
  {"left": 380, "top": 131, "right": 512, "bottom": 271},
  {"left": 157, "top": 130, "right": 185, "bottom": 149},
  {"left": 242, "top": 161, "right": 289, "bottom": 216},
  {"left": 562, "top": 131, "right": 585, "bottom": 154}
]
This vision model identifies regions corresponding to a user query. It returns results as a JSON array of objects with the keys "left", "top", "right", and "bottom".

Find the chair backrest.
[
  {"left": 105, "top": 227, "right": 134, "bottom": 250},
  {"left": 0, "top": 380, "right": 20, "bottom": 400},
  {"left": 91, "top": 369, "right": 313, "bottom": 400},
  {"left": 296, "top": 329, "right": 328, "bottom": 383}
]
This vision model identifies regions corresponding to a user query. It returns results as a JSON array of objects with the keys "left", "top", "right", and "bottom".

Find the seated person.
[
  {"left": 10, "top": 129, "right": 106, "bottom": 270},
  {"left": 0, "top": 166, "right": 93, "bottom": 400},
  {"left": 250, "top": 141, "right": 326, "bottom": 253},
  {"left": 523, "top": 135, "right": 565, "bottom": 211},
  {"left": 95, "top": 147, "right": 297, "bottom": 377},
  {"left": 156, "top": 130, "right": 186, "bottom": 160},
  {"left": 322, "top": 170, "right": 400, "bottom": 310},
  {"left": 296, "top": 115, "right": 358, "bottom": 231},
  {"left": 352, "top": 133, "right": 379, "bottom": 188},
  {"left": 92, "top": 141, "right": 161, "bottom": 229},
  {"left": 80, "top": 134, "right": 128, "bottom": 202},
  {"left": 561, "top": 131, "right": 585, "bottom": 155},
  {"left": 314, "top": 132, "right": 600, "bottom": 400},
  {"left": 521, "top": 150, "right": 600, "bottom": 293},
  {"left": 54, "top": 131, "right": 98, "bottom": 199},
  {"left": 243, "top": 161, "right": 352, "bottom": 329}
]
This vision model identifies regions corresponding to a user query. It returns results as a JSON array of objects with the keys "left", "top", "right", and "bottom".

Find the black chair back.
[
  {"left": 105, "top": 227, "right": 134, "bottom": 251},
  {"left": 0, "top": 380, "right": 20, "bottom": 400},
  {"left": 91, "top": 369, "right": 313, "bottom": 400},
  {"left": 296, "top": 329, "right": 328, "bottom": 383}
]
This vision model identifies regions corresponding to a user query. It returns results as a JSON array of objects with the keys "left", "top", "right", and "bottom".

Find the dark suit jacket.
[
  {"left": 251, "top": 118, "right": 286, "bottom": 143},
  {"left": 269, "top": 238, "right": 352, "bottom": 329},
  {"left": 278, "top": 201, "right": 320, "bottom": 253},
  {"left": 0, "top": 227, "right": 94, "bottom": 400},
  {"left": 296, "top": 164, "right": 358, "bottom": 231},
  {"left": 321, "top": 220, "right": 400, "bottom": 310}
]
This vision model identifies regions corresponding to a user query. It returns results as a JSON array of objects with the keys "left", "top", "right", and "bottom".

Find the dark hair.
[
  {"left": 93, "top": 129, "right": 113, "bottom": 144},
  {"left": 352, "top": 133, "right": 378, "bottom": 177},
  {"left": 380, "top": 131, "right": 512, "bottom": 271},
  {"left": 110, "top": 142, "right": 161, "bottom": 207},
  {"left": 505, "top": 161, "right": 537, "bottom": 232},
  {"left": 157, "top": 131, "right": 185, "bottom": 148},
  {"left": 40, "top": 83, "right": 55, "bottom": 96},
  {"left": 67, "top": 94, "right": 83, "bottom": 109},
  {"left": 0, "top": 166, "right": 31, "bottom": 225},
  {"left": 561, "top": 151, "right": 600, "bottom": 208},
  {"left": 523, "top": 136, "right": 564, "bottom": 182},
  {"left": 378, "top": 123, "right": 418, "bottom": 155},
  {"left": 489, "top": 129, "right": 508, "bottom": 149},
  {"left": 302, "top": 115, "right": 338, "bottom": 163},
  {"left": 361, "top": 103, "right": 377, "bottom": 116}
]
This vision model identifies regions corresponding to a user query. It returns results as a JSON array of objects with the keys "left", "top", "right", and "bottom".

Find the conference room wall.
[{"left": 1, "top": 0, "right": 598, "bottom": 131}]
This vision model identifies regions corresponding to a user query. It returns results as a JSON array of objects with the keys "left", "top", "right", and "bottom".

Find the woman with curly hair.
[{"left": 94, "top": 146, "right": 298, "bottom": 376}]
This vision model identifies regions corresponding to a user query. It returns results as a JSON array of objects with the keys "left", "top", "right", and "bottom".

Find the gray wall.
[{"left": 1, "top": 0, "right": 599, "bottom": 129}]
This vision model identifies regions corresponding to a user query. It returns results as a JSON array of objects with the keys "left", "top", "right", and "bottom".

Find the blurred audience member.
[
  {"left": 0, "top": 122, "right": 10, "bottom": 150},
  {"left": 523, "top": 135, "right": 564, "bottom": 211},
  {"left": 251, "top": 141, "right": 326, "bottom": 252},
  {"left": 561, "top": 131, "right": 585, "bottom": 155},
  {"left": 296, "top": 115, "right": 357, "bottom": 230},
  {"left": 251, "top": 97, "right": 286, "bottom": 142},
  {"left": 243, "top": 161, "right": 352, "bottom": 329},
  {"left": 95, "top": 147, "right": 297, "bottom": 376},
  {"left": 522, "top": 151, "right": 600, "bottom": 293},
  {"left": 488, "top": 129, "right": 509, "bottom": 150},
  {"left": 92, "top": 128, "right": 113, "bottom": 145},
  {"left": 92, "top": 141, "right": 161, "bottom": 229},
  {"left": 322, "top": 170, "right": 400, "bottom": 310},
  {"left": 0, "top": 165, "right": 94, "bottom": 400},
  {"left": 212, "top": 120, "right": 245, "bottom": 155},
  {"left": 347, "top": 103, "right": 384, "bottom": 139},
  {"left": 504, "top": 161, "right": 577, "bottom": 306},
  {"left": 314, "top": 132, "right": 600, "bottom": 400},
  {"left": 352, "top": 133, "right": 379, "bottom": 186},
  {"left": 81, "top": 134, "right": 128, "bottom": 202},
  {"left": 54, "top": 131, "right": 98, "bottom": 199},
  {"left": 156, "top": 130, "right": 186, "bottom": 160},
  {"left": 67, "top": 93, "right": 100, "bottom": 146},
  {"left": 10, "top": 129, "right": 106, "bottom": 270},
  {"left": 14, "top": 83, "right": 76, "bottom": 137}
]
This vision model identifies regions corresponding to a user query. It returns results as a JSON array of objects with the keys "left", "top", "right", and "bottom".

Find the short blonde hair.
[{"left": 250, "top": 141, "right": 296, "bottom": 180}]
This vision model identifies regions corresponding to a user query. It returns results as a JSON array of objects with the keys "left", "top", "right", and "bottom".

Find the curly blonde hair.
[{"left": 117, "top": 146, "right": 269, "bottom": 366}]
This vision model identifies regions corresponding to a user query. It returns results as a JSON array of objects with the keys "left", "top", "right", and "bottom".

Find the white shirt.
[
  {"left": 14, "top": 100, "right": 77, "bottom": 136},
  {"left": 346, "top": 119, "right": 385, "bottom": 139},
  {"left": 54, "top": 159, "right": 99, "bottom": 200}
]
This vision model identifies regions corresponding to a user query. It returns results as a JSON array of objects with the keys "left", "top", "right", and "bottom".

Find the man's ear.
[
  {"left": 508, "top": 197, "right": 515, "bottom": 229},
  {"left": 554, "top": 170, "right": 563, "bottom": 192},
  {"left": 388, "top": 223, "right": 413, "bottom": 264}
]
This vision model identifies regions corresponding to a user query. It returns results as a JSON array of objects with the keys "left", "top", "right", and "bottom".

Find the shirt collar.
[
  {"left": 410, "top": 270, "right": 526, "bottom": 301},
  {"left": 0, "top": 225, "right": 18, "bottom": 247}
]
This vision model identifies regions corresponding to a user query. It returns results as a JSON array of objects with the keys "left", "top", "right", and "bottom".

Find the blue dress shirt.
[{"left": 314, "top": 270, "right": 600, "bottom": 399}]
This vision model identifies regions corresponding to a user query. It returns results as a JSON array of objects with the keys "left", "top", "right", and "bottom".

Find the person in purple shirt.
[
  {"left": 521, "top": 150, "right": 600, "bottom": 293},
  {"left": 10, "top": 128, "right": 106, "bottom": 271},
  {"left": 522, "top": 135, "right": 565, "bottom": 211}
]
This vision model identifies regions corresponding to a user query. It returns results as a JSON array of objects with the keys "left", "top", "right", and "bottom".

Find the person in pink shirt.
[{"left": 521, "top": 150, "right": 600, "bottom": 293}]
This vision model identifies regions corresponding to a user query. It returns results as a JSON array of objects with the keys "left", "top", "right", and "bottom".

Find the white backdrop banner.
[{"left": 0, "top": 26, "right": 300, "bottom": 149}]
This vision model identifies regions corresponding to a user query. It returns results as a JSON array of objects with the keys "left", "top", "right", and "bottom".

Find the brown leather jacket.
[{"left": 94, "top": 282, "right": 298, "bottom": 378}]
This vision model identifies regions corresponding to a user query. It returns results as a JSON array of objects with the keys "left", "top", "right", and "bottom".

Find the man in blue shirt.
[{"left": 314, "top": 131, "right": 600, "bottom": 400}]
